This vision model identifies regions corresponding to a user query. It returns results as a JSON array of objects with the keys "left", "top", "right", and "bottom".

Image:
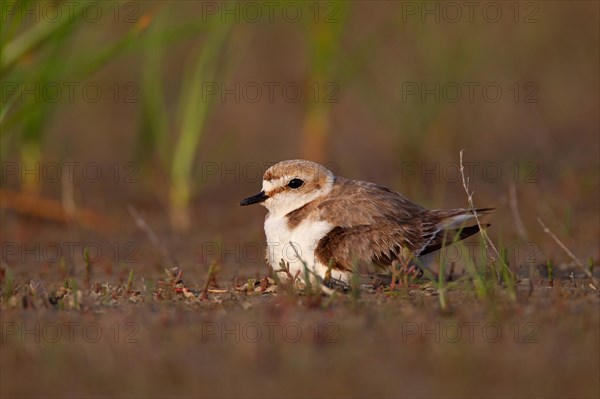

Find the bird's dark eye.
[{"left": 287, "top": 178, "right": 304, "bottom": 189}]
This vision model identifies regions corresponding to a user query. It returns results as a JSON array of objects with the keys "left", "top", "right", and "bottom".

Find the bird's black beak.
[{"left": 240, "top": 191, "right": 268, "bottom": 206}]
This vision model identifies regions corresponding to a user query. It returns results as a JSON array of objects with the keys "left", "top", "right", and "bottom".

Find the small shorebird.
[{"left": 240, "top": 160, "right": 492, "bottom": 286}]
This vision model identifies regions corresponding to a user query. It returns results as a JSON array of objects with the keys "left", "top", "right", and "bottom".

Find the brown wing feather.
[
  {"left": 311, "top": 178, "right": 492, "bottom": 271},
  {"left": 312, "top": 178, "right": 432, "bottom": 271}
]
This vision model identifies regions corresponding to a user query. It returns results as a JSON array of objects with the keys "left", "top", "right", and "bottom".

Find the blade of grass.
[
  {"left": 301, "top": 0, "right": 347, "bottom": 162},
  {"left": 457, "top": 239, "right": 489, "bottom": 302},
  {"left": 1, "top": 1, "right": 88, "bottom": 74},
  {"left": 169, "top": 22, "right": 232, "bottom": 231},
  {"left": 137, "top": 9, "right": 169, "bottom": 167},
  {"left": 437, "top": 231, "right": 449, "bottom": 310}
]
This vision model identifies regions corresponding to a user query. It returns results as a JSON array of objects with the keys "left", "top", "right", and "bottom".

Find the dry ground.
[{"left": 1, "top": 235, "right": 599, "bottom": 398}]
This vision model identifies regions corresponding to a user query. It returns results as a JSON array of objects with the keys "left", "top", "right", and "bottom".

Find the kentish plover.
[{"left": 241, "top": 160, "right": 492, "bottom": 286}]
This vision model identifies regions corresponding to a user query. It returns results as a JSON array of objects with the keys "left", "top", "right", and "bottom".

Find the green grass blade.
[
  {"left": 0, "top": 1, "right": 88, "bottom": 74},
  {"left": 169, "top": 22, "right": 232, "bottom": 231}
]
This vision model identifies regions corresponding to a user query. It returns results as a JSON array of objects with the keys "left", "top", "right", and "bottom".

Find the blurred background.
[
  {"left": 1, "top": 0, "right": 599, "bottom": 280},
  {"left": 1, "top": 2, "right": 599, "bottom": 399},
  {"left": 0, "top": 1, "right": 599, "bottom": 276}
]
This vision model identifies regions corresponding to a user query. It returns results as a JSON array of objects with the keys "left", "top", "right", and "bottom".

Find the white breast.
[{"left": 264, "top": 213, "right": 347, "bottom": 283}]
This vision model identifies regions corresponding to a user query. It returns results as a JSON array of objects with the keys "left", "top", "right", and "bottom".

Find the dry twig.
[
  {"left": 459, "top": 150, "right": 501, "bottom": 262},
  {"left": 509, "top": 181, "right": 528, "bottom": 239},
  {"left": 127, "top": 204, "right": 178, "bottom": 266},
  {"left": 537, "top": 217, "right": 597, "bottom": 287},
  {"left": 0, "top": 188, "right": 110, "bottom": 231}
]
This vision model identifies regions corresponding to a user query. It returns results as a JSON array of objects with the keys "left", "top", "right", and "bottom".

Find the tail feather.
[
  {"left": 420, "top": 223, "right": 490, "bottom": 256},
  {"left": 419, "top": 208, "right": 493, "bottom": 256},
  {"left": 435, "top": 207, "right": 494, "bottom": 229}
]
